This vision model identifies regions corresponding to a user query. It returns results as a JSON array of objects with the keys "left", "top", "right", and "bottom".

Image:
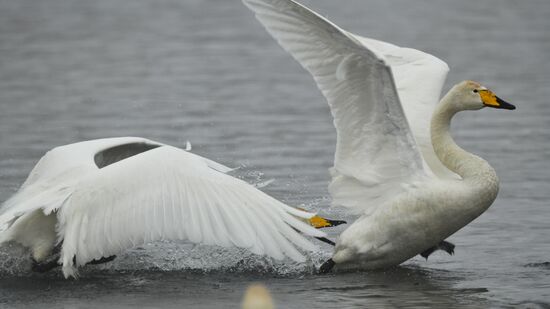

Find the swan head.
[{"left": 451, "top": 80, "right": 515, "bottom": 111}]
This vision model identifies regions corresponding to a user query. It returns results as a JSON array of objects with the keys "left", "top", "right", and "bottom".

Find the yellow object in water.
[{"left": 242, "top": 283, "right": 274, "bottom": 309}]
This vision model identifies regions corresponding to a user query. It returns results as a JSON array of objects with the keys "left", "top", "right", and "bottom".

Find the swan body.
[
  {"left": 243, "top": 0, "right": 515, "bottom": 270},
  {"left": 333, "top": 82, "right": 505, "bottom": 268},
  {"left": 0, "top": 137, "right": 327, "bottom": 278}
]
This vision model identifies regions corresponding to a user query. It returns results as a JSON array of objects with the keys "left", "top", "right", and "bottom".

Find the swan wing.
[
  {"left": 243, "top": 0, "right": 431, "bottom": 212},
  {"left": 56, "top": 145, "right": 323, "bottom": 277},
  {"left": 353, "top": 36, "right": 457, "bottom": 179},
  {"left": 0, "top": 137, "right": 164, "bottom": 229},
  {"left": 0, "top": 137, "right": 237, "bottom": 231}
]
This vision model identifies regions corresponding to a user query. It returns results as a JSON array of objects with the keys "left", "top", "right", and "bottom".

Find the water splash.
[
  {"left": 0, "top": 240, "right": 331, "bottom": 278},
  {"left": 0, "top": 242, "right": 33, "bottom": 277}
]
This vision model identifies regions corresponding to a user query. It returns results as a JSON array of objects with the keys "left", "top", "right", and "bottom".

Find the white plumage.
[
  {"left": 0, "top": 137, "right": 325, "bottom": 278},
  {"left": 243, "top": 0, "right": 515, "bottom": 270},
  {"left": 242, "top": 0, "right": 451, "bottom": 215}
]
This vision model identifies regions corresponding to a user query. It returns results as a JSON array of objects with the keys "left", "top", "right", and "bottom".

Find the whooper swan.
[{"left": 242, "top": 0, "right": 515, "bottom": 272}]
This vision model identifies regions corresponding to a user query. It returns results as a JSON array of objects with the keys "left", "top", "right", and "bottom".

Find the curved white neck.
[
  {"left": 430, "top": 92, "right": 498, "bottom": 185},
  {"left": 429, "top": 88, "right": 500, "bottom": 219}
]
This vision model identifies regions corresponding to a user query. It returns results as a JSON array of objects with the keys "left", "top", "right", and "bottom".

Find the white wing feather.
[
  {"left": 0, "top": 137, "right": 164, "bottom": 229},
  {"left": 353, "top": 36, "right": 457, "bottom": 179},
  {"left": 243, "top": 0, "right": 434, "bottom": 213},
  {"left": 56, "top": 146, "right": 322, "bottom": 277},
  {"left": 0, "top": 138, "right": 324, "bottom": 278}
]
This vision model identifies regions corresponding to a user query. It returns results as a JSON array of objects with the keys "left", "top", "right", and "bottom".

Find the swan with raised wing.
[
  {"left": 0, "top": 137, "right": 344, "bottom": 278},
  {"left": 242, "top": 0, "right": 516, "bottom": 272}
]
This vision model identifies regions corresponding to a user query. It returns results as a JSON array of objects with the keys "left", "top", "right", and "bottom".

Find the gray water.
[{"left": 0, "top": 0, "right": 549, "bottom": 308}]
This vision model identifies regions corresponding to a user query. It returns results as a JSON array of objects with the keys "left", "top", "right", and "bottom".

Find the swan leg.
[
  {"left": 438, "top": 240, "right": 455, "bottom": 255},
  {"left": 31, "top": 249, "right": 116, "bottom": 273},
  {"left": 31, "top": 255, "right": 117, "bottom": 273},
  {"left": 319, "top": 258, "right": 336, "bottom": 274},
  {"left": 31, "top": 242, "right": 62, "bottom": 273},
  {"left": 31, "top": 256, "right": 61, "bottom": 273},
  {"left": 420, "top": 240, "right": 455, "bottom": 260}
]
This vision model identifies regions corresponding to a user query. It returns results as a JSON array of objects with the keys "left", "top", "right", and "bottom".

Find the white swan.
[
  {"left": 0, "top": 137, "right": 341, "bottom": 278},
  {"left": 242, "top": 0, "right": 515, "bottom": 271}
]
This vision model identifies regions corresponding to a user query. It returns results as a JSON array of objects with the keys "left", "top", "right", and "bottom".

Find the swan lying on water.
[
  {"left": 242, "top": 0, "right": 515, "bottom": 272},
  {"left": 0, "top": 137, "right": 344, "bottom": 278}
]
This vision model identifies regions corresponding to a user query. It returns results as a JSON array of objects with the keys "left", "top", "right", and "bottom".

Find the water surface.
[{"left": 0, "top": 0, "right": 549, "bottom": 307}]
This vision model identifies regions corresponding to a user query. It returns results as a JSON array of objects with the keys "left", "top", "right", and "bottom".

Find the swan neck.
[{"left": 430, "top": 92, "right": 495, "bottom": 181}]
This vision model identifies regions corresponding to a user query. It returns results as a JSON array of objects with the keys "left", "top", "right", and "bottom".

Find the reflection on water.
[{"left": 0, "top": 0, "right": 549, "bottom": 307}]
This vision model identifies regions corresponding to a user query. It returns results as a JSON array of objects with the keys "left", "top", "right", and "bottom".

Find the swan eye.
[{"left": 473, "top": 89, "right": 478, "bottom": 93}]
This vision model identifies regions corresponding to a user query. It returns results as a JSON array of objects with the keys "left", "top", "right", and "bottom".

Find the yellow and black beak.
[
  {"left": 478, "top": 89, "right": 516, "bottom": 110},
  {"left": 308, "top": 215, "right": 346, "bottom": 229},
  {"left": 303, "top": 213, "right": 346, "bottom": 247}
]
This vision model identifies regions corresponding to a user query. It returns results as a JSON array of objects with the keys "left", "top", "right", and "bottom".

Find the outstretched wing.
[
  {"left": 353, "top": 36, "right": 456, "bottom": 179},
  {"left": 0, "top": 137, "right": 165, "bottom": 229},
  {"left": 57, "top": 146, "right": 324, "bottom": 278},
  {"left": 243, "top": 0, "right": 436, "bottom": 213}
]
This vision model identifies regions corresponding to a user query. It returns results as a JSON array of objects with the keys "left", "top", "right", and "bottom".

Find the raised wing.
[
  {"left": 243, "top": 0, "right": 432, "bottom": 213},
  {"left": 353, "top": 36, "right": 457, "bottom": 179},
  {"left": 57, "top": 146, "right": 324, "bottom": 277}
]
